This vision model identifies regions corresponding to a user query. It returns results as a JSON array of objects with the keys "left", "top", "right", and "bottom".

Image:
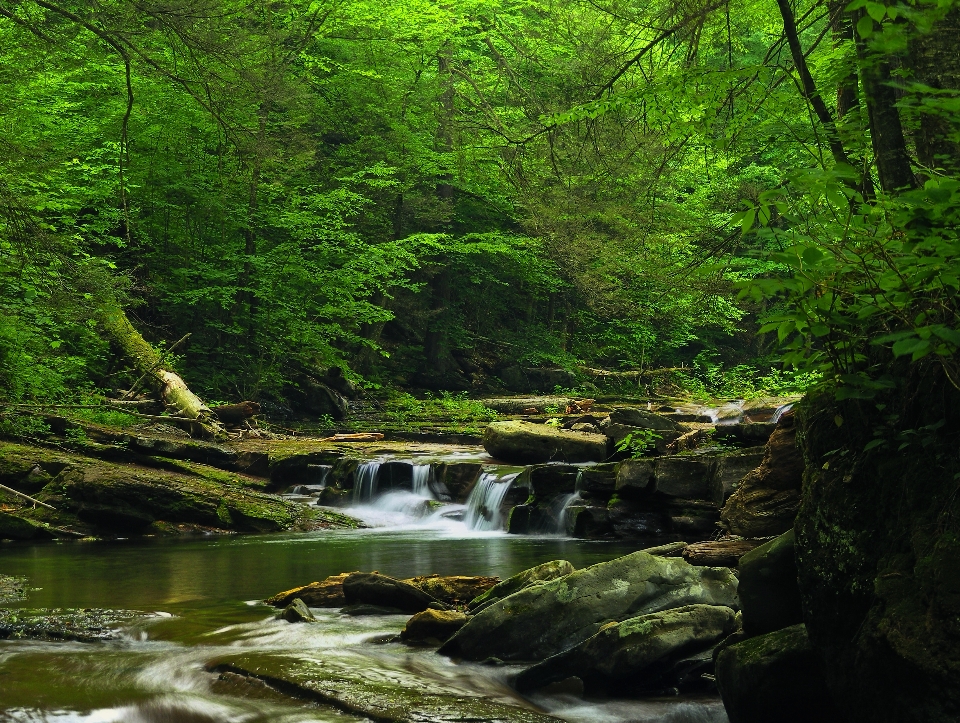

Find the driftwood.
[
  {"left": 682, "top": 539, "right": 761, "bottom": 567},
  {"left": 319, "top": 433, "right": 385, "bottom": 442},
  {"left": 212, "top": 401, "right": 261, "bottom": 425},
  {"left": 0, "top": 482, "right": 56, "bottom": 510}
]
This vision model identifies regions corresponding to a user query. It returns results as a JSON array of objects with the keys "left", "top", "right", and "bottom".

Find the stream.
[{"left": 0, "top": 455, "right": 730, "bottom": 723}]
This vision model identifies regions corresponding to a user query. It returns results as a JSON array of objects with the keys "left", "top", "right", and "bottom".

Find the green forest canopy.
[{"left": 0, "top": 0, "right": 957, "bottom": 404}]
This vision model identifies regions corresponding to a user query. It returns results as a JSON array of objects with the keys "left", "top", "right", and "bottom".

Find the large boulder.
[
  {"left": 400, "top": 608, "right": 470, "bottom": 644},
  {"left": 615, "top": 460, "right": 655, "bottom": 497},
  {"left": 265, "top": 572, "right": 357, "bottom": 608},
  {"left": 721, "top": 411, "right": 803, "bottom": 537},
  {"left": 342, "top": 573, "right": 438, "bottom": 613},
  {"left": 795, "top": 385, "right": 960, "bottom": 722},
  {"left": 515, "top": 604, "right": 738, "bottom": 693},
  {"left": 654, "top": 457, "right": 721, "bottom": 503},
  {"left": 440, "top": 551, "right": 738, "bottom": 662},
  {"left": 738, "top": 530, "right": 802, "bottom": 636},
  {"left": 468, "top": 560, "right": 575, "bottom": 613},
  {"left": 713, "top": 447, "right": 766, "bottom": 502},
  {"left": 482, "top": 421, "right": 607, "bottom": 464},
  {"left": 716, "top": 624, "right": 841, "bottom": 723}
]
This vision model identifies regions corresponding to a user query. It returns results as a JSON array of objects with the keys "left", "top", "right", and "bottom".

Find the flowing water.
[{"left": 0, "top": 455, "right": 729, "bottom": 723}]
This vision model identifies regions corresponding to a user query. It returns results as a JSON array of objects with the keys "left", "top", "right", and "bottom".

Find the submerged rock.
[
  {"left": 468, "top": 560, "right": 575, "bottom": 613},
  {"left": 400, "top": 609, "right": 469, "bottom": 644},
  {"left": 279, "top": 598, "right": 315, "bottom": 623},
  {"left": 440, "top": 551, "right": 738, "bottom": 662},
  {"left": 342, "top": 572, "right": 439, "bottom": 613},
  {"left": 208, "top": 652, "right": 561, "bottom": 723},
  {"left": 0, "top": 607, "right": 150, "bottom": 642},
  {"left": 515, "top": 604, "right": 738, "bottom": 693},
  {"left": 482, "top": 421, "right": 606, "bottom": 464},
  {"left": 715, "top": 624, "right": 841, "bottom": 723}
]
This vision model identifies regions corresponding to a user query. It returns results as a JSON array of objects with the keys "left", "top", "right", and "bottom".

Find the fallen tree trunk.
[
  {"left": 97, "top": 304, "right": 225, "bottom": 439},
  {"left": 212, "top": 401, "right": 261, "bottom": 425}
]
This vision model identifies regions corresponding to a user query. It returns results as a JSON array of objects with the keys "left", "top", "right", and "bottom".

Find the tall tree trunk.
[
  {"left": 97, "top": 305, "right": 224, "bottom": 438},
  {"left": 905, "top": 5, "right": 960, "bottom": 174}
]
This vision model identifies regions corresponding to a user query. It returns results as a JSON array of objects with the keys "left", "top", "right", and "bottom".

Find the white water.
[
  {"left": 771, "top": 402, "right": 794, "bottom": 424},
  {"left": 696, "top": 400, "right": 744, "bottom": 425},
  {"left": 352, "top": 461, "right": 381, "bottom": 504},
  {"left": 463, "top": 471, "right": 519, "bottom": 531},
  {"left": 411, "top": 464, "right": 432, "bottom": 496}
]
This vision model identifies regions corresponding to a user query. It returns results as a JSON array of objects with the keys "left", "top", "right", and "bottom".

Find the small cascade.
[
  {"left": 411, "top": 464, "right": 432, "bottom": 497},
  {"left": 551, "top": 492, "right": 582, "bottom": 535},
  {"left": 697, "top": 399, "right": 745, "bottom": 425},
  {"left": 307, "top": 464, "right": 330, "bottom": 488},
  {"left": 464, "top": 471, "right": 519, "bottom": 531},
  {"left": 771, "top": 402, "right": 794, "bottom": 424},
  {"left": 352, "top": 461, "right": 382, "bottom": 504}
]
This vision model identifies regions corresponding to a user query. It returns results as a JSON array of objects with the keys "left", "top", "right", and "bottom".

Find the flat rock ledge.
[{"left": 208, "top": 652, "right": 561, "bottom": 723}]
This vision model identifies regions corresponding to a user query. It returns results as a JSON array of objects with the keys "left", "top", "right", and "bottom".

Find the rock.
[
  {"left": 285, "top": 374, "right": 349, "bottom": 420},
  {"left": 468, "top": 560, "right": 575, "bottom": 613},
  {"left": 607, "top": 499, "right": 670, "bottom": 538},
  {"left": 575, "top": 463, "right": 617, "bottom": 496},
  {"left": 654, "top": 457, "right": 721, "bottom": 503},
  {"left": 342, "top": 572, "right": 439, "bottom": 613},
  {"left": 400, "top": 609, "right": 470, "bottom": 643},
  {"left": 507, "top": 504, "right": 532, "bottom": 534},
  {"left": 266, "top": 572, "right": 357, "bottom": 608},
  {"left": 683, "top": 539, "right": 761, "bottom": 567},
  {"left": 499, "top": 366, "right": 577, "bottom": 393},
  {"left": 564, "top": 506, "right": 612, "bottom": 538},
  {"left": 713, "top": 448, "right": 766, "bottom": 502},
  {"left": 615, "top": 460, "right": 655, "bottom": 496},
  {"left": 712, "top": 423, "right": 777, "bottom": 446},
  {"left": 280, "top": 598, "right": 316, "bottom": 623},
  {"left": 402, "top": 575, "right": 499, "bottom": 605},
  {"left": 482, "top": 421, "right": 607, "bottom": 464},
  {"left": 208, "top": 652, "right": 561, "bottom": 723},
  {"left": 441, "top": 551, "right": 738, "bottom": 661},
  {"left": 0, "top": 607, "right": 150, "bottom": 642},
  {"left": 738, "top": 530, "right": 802, "bottom": 635},
  {"left": 436, "top": 462, "right": 481, "bottom": 501},
  {"left": 524, "top": 464, "right": 579, "bottom": 497},
  {"left": 0, "top": 511, "right": 54, "bottom": 540},
  {"left": 341, "top": 603, "right": 407, "bottom": 616},
  {"left": 795, "top": 387, "right": 960, "bottom": 722},
  {"left": 608, "top": 408, "right": 683, "bottom": 432},
  {"left": 515, "top": 604, "right": 738, "bottom": 693},
  {"left": 721, "top": 412, "right": 803, "bottom": 537},
  {"left": 715, "top": 624, "right": 842, "bottom": 723}
]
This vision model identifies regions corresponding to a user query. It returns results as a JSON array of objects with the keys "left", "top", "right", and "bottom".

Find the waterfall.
[
  {"left": 306, "top": 464, "right": 330, "bottom": 488},
  {"left": 464, "top": 471, "right": 518, "bottom": 531},
  {"left": 411, "top": 464, "right": 432, "bottom": 497},
  {"left": 551, "top": 492, "right": 582, "bottom": 535},
  {"left": 771, "top": 402, "right": 794, "bottom": 424},
  {"left": 352, "top": 461, "right": 381, "bottom": 504}
]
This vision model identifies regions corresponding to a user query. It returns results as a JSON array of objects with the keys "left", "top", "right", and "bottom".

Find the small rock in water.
[{"left": 279, "top": 598, "right": 315, "bottom": 623}]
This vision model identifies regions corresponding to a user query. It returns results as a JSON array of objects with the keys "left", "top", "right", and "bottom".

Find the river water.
[{"left": 0, "top": 511, "right": 729, "bottom": 722}]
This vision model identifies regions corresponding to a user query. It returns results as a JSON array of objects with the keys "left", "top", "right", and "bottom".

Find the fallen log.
[
  {"left": 319, "top": 433, "right": 385, "bottom": 442},
  {"left": 682, "top": 539, "right": 761, "bottom": 567},
  {"left": 96, "top": 304, "right": 225, "bottom": 439}
]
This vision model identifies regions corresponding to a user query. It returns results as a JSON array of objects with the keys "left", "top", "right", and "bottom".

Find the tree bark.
[{"left": 97, "top": 305, "right": 225, "bottom": 438}]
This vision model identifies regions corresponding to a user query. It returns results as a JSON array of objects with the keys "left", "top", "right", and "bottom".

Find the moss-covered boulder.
[
  {"left": 403, "top": 575, "right": 499, "bottom": 605},
  {"left": 482, "top": 421, "right": 606, "bottom": 464},
  {"left": 468, "top": 560, "right": 575, "bottom": 613},
  {"left": 795, "top": 384, "right": 960, "bottom": 722},
  {"left": 0, "top": 442, "right": 357, "bottom": 538},
  {"left": 515, "top": 603, "right": 738, "bottom": 693},
  {"left": 715, "top": 624, "right": 841, "bottom": 723},
  {"left": 266, "top": 572, "right": 357, "bottom": 608},
  {"left": 440, "top": 551, "right": 738, "bottom": 662},
  {"left": 400, "top": 609, "right": 469, "bottom": 644},
  {"left": 342, "top": 573, "right": 439, "bottom": 613}
]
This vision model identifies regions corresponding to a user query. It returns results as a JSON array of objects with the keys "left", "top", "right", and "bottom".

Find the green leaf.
[
  {"left": 857, "top": 15, "right": 875, "bottom": 37},
  {"left": 865, "top": 2, "right": 886, "bottom": 22}
]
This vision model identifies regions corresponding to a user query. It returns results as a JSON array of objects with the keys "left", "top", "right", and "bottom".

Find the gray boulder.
[
  {"left": 279, "top": 598, "right": 316, "bottom": 623},
  {"left": 482, "top": 421, "right": 607, "bottom": 464},
  {"left": 655, "top": 457, "right": 721, "bottom": 503},
  {"left": 608, "top": 408, "right": 683, "bottom": 432},
  {"left": 615, "top": 460, "right": 655, "bottom": 496},
  {"left": 342, "top": 573, "right": 438, "bottom": 613},
  {"left": 515, "top": 604, "right": 738, "bottom": 693},
  {"left": 440, "top": 551, "right": 739, "bottom": 662},
  {"left": 716, "top": 624, "right": 842, "bottom": 723},
  {"left": 738, "top": 529, "right": 802, "bottom": 636},
  {"left": 468, "top": 560, "right": 575, "bottom": 613}
]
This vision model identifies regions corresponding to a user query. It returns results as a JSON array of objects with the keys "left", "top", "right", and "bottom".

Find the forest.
[{"left": 0, "top": 0, "right": 958, "bottom": 722}]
